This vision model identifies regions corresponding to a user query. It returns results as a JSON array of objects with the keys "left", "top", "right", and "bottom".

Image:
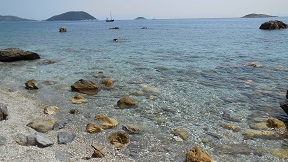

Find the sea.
[{"left": 0, "top": 18, "right": 288, "bottom": 161}]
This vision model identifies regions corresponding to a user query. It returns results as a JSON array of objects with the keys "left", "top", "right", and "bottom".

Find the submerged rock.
[
  {"left": 215, "top": 144, "right": 265, "bottom": 156},
  {"left": 71, "top": 79, "right": 101, "bottom": 95},
  {"left": 117, "top": 96, "right": 138, "bottom": 109},
  {"left": 0, "top": 48, "right": 40, "bottom": 62},
  {"left": 242, "top": 129, "right": 281, "bottom": 140},
  {"left": 101, "top": 78, "right": 114, "bottom": 88},
  {"left": 95, "top": 114, "right": 118, "bottom": 129},
  {"left": 25, "top": 79, "right": 39, "bottom": 90},
  {"left": 186, "top": 146, "right": 214, "bottom": 162},
  {"left": 108, "top": 130, "right": 130, "bottom": 148},
  {"left": 267, "top": 118, "right": 286, "bottom": 129},
  {"left": 172, "top": 127, "right": 189, "bottom": 140},
  {"left": 220, "top": 123, "right": 240, "bottom": 132},
  {"left": 122, "top": 125, "right": 141, "bottom": 134},
  {"left": 43, "top": 106, "right": 59, "bottom": 115},
  {"left": 271, "top": 148, "right": 288, "bottom": 158},
  {"left": 70, "top": 94, "right": 88, "bottom": 104},
  {"left": 259, "top": 20, "right": 288, "bottom": 30}
]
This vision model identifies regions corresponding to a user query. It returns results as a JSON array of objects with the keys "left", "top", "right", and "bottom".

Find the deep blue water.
[{"left": 0, "top": 18, "right": 288, "bottom": 161}]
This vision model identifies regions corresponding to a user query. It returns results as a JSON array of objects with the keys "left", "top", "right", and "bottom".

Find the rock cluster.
[
  {"left": 0, "top": 48, "right": 40, "bottom": 62},
  {"left": 259, "top": 20, "right": 288, "bottom": 30}
]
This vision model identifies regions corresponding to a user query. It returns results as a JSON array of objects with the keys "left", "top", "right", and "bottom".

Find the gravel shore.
[{"left": 0, "top": 87, "right": 134, "bottom": 162}]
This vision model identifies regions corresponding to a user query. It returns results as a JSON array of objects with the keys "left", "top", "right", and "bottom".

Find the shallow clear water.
[{"left": 1, "top": 18, "right": 288, "bottom": 161}]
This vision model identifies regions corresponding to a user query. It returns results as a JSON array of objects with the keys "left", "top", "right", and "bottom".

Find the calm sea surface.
[{"left": 1, "top": 18, "right": 288, "bottom": 161}]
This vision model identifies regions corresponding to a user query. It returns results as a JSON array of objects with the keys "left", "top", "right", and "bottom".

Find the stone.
[
  {"left": 0, "top": 48, "right": 40, "bottom": 62},
  {"left": 101, "top": 78, "right": 114, "bottom": 88},
  {"left": 95, "top": 114, "right": 118, "bottom": 129},
  {"left": 55, "top": 150, "right": 72, "bottom": 161},
  {"left": 43, "top": 106, "right": 59, "bottom": 115},
  {"left": 246, "top": 62, "right": 262, "bottom": 68},
  {"left": 0, "top": 136, "right": 7, "bottom": 146},
  {"left": 249, "top": 122, "right": 269, "bottom": 130},
  {"left": 35, "top": 132, "right": 54, "bottom": 147},
  {"left": 215, "top": 144, "right": 265, "bottom": 156},
  {"left": 242, "top": 129, "right": 281, "bottom": 140},
  {"left": 69, "top": 109, "right": 80, "bottom": 114},
  {"left": 259, "top": 20, "right": 288, "bottom": 30},
  {"left": 271, "top": 148, "right": 288, "bottom": 158},
  {"left": 267, "top": 118, "right": 286, "bottom": 128},
  {"left": 43, "top": 80, "right": 55, "bottom": 85},
  {"left": 172, "top": 127, "right": 189, "bottom": 140},
  {"left": 91, "top": 144, "right": 105, "bottom": 158},
  {"left": 220, "top": 123, "right": 240, "bottom": 132},
  {"left": 122, "top": 125, "right": 141, "bottom": 134},
  {"left": 53, "top": 120, "right": 66, "bottom": 130},
  {"left": 94, "top": 71, "right": 106, "bottom": 78},
  {"left": 58, "top": 132, "right": 76, "bottom": 144},
  {"left": 86, "top": 123, "right": 103, "bottom": 133},
  {"left": 41, "top": 59, "right": 60, "bottom": 65},
  {"left": 0, "top": 103, "right": 8, "bottom": 121},
  {"left": 186, "top": 146, "right": 214, "bottom": 162},
  {"left": 70, "top": 94, "right": 88, "bottom": 104},
  {"left": 140, "top": 84, "right": 161, "bottom": 94},
  {"left": 71, "top": 79, "right": 101, "bottom": 95},
  {"left": 117, "top": 96, "right": 138, "bottom": 109},
  {"left": 25, "top": 79, "right": 39, "bottom": 90},
  {"left": 27, "top": 118, "right": 57, "bottom": 133},
  {"left": 280, "top": 100, "right": 288, "bottom": 115},
  {"left": 222, "top": 111, "right": 241, "bottom": 122},
  {"left": 108, "top": 130, "right": 130, "bottom": 148},
  {"left": 173, "top": 136, "right": 183, "bottom": 142},
  {"left": 59, "top": 27, "right": 67, "bottom": 32}
]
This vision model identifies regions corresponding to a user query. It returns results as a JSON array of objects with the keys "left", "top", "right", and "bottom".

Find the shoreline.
[{"left": 0, "top": 86, "right": 134, "bottom": 162}]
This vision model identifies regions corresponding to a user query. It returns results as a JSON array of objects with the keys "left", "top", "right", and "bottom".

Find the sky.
[{"left": 0, "top": 0, "right": 287, "bottom": 20}]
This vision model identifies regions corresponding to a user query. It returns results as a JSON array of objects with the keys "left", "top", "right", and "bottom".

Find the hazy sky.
[{"left": 0, "top": 0, "right": 287, "bottom": 20}]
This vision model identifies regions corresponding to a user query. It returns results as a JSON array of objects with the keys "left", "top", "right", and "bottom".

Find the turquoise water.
[{"left": 1, "top": 18, "right": 288, "bottom": 161}]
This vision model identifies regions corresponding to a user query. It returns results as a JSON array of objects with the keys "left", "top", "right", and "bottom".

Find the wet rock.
[
  {"left": 242, "top": 129, "right": 281, "bottom": 140},
  {"left": 35, "top": 132, "right": 54, "bottom": 147},
  {"left": 172, "top": 127, "right": 189, "bottom": 140},
  {"left": 140, "top": 84, "right": 161, "bottom": 94},
  {"left": 55, "top": 150, "right": 72, "bottom": 161},
  {"left": 215, "top": 144, "right": 265, "bottom": 156},
  {"left": 267, "top": 118, "right": 286, "bottom": 129},
  {"left": 186, "top": 146, "right": 214, "bottom": 162},
  {"left": 59, "top": 27, "right": 67, "bottom": 32},
  {"left": 101, "top": 78, "right": 114, "bottom": 88},
  {"left": 0, "top": 103, "right": 8, "bottom": 121},
  {"left": 69, "top": 109, "right": 80, "bottom": 114},
  {"left": 95, "top": 114, "right": 118, "bottom": 129},
  {"left": 53, "top": 120, "right": 66, "bottom": 130},
  {"left": 259, "top": 20, "right": 288, "bottom": 30},
  {"left": 108, "top": 130, "right": 130, "bottom": 148},
  {"left": 43, "top": 106, "right": 59, "bottom": 115},
  {"left": 222, "top": 111, "right": 241, "bottom": 122},
  {"left": 43, "top": 80, "right": 55, "bottom": 85},
  {"left": 0, "top": 48, "right": 40, "bottom": 62},
  {"left": 94, "top": 71, "right": 106, "bottom": 78},
  {"left": 91, "top": 144, "right": 105, "bottom": 158},
  {"left": 246, "top": 61, "right": 262, "bottom": 68},
  {"left": 117, "top": 96, "right": 138, "bottom": 109},
  {"left": 70, "top": 94, "right": 88, "bottom": 104},
  {"left": 25, "top": 79, "right": 39, "bottom": 90},
  {"left": 122, "top": 125, "right": 141, "bottom": 134},
  {"left": 71, "top": 79, "right": 101, "bottom": 95},
  {"left": 271, "top": 148, "right": 288, "bottom": 158},
  {"left": 249, "top": 122, "right": 269, "bottom": 130},
  {"left": 58, "top": 132, "right": 76, "bottom": 144},
  {"left": 280, "top": 100, "right": 288, "bottom": 115},
  {"left": 86, "top": 123, "right": 103, "bottom": 133},
  {"left": 220, "top": 123, "right": 240, "bottom": 132},
  {"left": 27, "top": 118, "right": 57, "bottom": 133},
  {"left": 0, "top": 136, "right": 7, "bottom": 146}
]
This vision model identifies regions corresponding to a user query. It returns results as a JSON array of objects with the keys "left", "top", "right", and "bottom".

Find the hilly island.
[
  {"left": 46, "top": 11, "right": 96, "bottom": 21},
  {"left": 0, "top": 15, "right": 34, "bottom": 21}
]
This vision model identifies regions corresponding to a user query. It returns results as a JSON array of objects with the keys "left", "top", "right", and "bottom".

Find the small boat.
[{"left": 106, "top": 11, "right": 114, "bottom": 22}]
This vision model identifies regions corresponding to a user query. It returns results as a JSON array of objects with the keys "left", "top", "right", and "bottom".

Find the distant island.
[
  {"left": 46, "top": 11, "right": 96, "bottom": 21},
  {"left": 134, "top": 17, "right": 147, "bottom": 20},
  {"left": 0, "top": 15, "right": 34, "bottom": 22},
  {"left": 242, "top": 13, "right": 277, "bottom": 18}
]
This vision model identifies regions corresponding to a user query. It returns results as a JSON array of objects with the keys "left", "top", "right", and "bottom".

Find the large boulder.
[
  {"left": 71, "top": 79, "right": 101, "bottom": 95},
  {"left": 0, "top": 48, "right": 40, "bottom": 62},
  {"left": 259, "top": 20, "right": 288, "bottom": 30}
]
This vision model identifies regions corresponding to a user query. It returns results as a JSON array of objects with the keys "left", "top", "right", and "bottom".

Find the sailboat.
[{"left": 106, "top": 11, "right": 114, "bottom": 22}]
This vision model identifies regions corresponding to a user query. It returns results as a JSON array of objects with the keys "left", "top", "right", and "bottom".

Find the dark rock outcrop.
[
  {"left": 59, "top": 27, "right": 67, "bottom": 32},
  {"left": 0, "top": 48, "right": 40, "bottom": 62},
  {"left": 46, "top": 11, "right": 96, "bottom": 21},
  {"left": 259, "top": 20, "right": 288, "bottom": 30},
  {"left": 25, "top": 79, "right": 39, "bottom": 90}
]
